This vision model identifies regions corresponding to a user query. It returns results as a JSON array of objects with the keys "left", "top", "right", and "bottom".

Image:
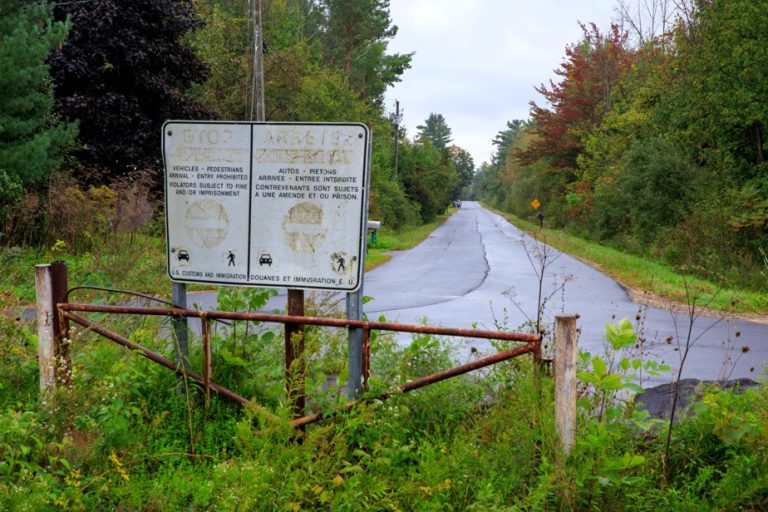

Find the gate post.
[
  {"left": 555, "top": 315, "right": 578, "bottom": 456},
  {"left": 35, "top": 262, "right": 70, "bottom": 397},
  {"left": 286, "top": 289, "right": 305, "bottom": 420}
]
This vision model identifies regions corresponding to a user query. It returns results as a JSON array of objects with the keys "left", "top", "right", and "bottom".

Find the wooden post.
[
  {"left": 36, "top": 264, "right": 56, "bottom": 395},
  {"left": 50, "top": 261, "right": 70, "bottom": 386},
  {"left": 286, "top": 289, "right": 305, "bottom": 420},
  {"left": 35, "top": 262, "right": 70, "bottom": 396},
  {"left": 555, "top": 315, "right": 578, "bottom": 455}
]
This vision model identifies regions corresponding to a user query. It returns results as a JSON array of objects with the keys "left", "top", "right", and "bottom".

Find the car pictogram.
[
  {"left": 177, "top": 250, "right": 190, "bottom": 262},
  {"left": 259, "top": 253, "right": 272, "bottom": 266}
]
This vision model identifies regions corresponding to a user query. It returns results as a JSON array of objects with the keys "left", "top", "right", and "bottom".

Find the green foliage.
[
  {"left": 0, "top": 1, "right": 76, "bottom": 218},
  {"left": 188, "top": 1, "right": 252, "bottom": 120},
  {"left": 591, "top": 137, "right": 697, "bottom": 246},
  {"left": 578, "top": 318, "right": 670, "bottom": 400},
  {"left": 450, "top": 146, "right": 475, "bottom": 198},
  {"left": 210, "top": 286, "right": 284, "bottom": 405},
  {"left": 190, "top": 0, "right": 431, "bottom": 233},
  {"left": 416, "top": 113, "right": 453, "bottom": 152},
  {"left": 491, "top": 120, "right": 527, "bottom": 169},
  {"left": 481, "top": 0, "right": 768, "bottom": 293},
  {"left": 1, "top": 231, "right": 167, "bottom": 305},
  {"left": 316, "top": 0, "right": 412, "bottom": 105},
  {"left": 2, "top": 296, "right": 768, "bottom": 509},
  {"left": 369, "top": 178, "right": 420, "bottom": 230},
  {"left": 399, "top": 139, "right": 458, "bottom": 222}
]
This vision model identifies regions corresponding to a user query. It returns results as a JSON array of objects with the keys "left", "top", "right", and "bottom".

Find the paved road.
[{"left": 191, "top": 201, "right": 768, "bottom": 385}]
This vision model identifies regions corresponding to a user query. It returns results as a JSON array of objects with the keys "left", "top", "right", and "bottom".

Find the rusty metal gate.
[{"left": 37, "top": 263, "right": 543, "bottom": 429}]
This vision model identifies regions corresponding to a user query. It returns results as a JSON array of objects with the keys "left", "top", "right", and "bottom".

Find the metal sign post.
[
  {"left": 346, "top": 289, "right": 364, "bottom": 399},
  {"left": 346, "top": 138, "right": 372, "bottom": 399},
  {"left": 171, "top": 282, "right": 189, "bottom": 370}
]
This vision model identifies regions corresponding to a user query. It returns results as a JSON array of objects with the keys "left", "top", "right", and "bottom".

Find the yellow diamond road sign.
[{"left": 531, "top": 199, "right": 541, "bottom": 210}]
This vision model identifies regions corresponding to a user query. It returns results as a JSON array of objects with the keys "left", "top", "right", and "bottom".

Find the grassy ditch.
[
  {"left": 365, "top": 209, "right": 455, "bottom": 270},
  {"left": 488, "top": 207, "right": 768, "bottom": 316},
  {"left": 1, "top": 234, "right": 169, "bottom": 304}
]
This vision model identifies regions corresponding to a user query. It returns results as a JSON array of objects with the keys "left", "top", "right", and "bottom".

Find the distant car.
[
  {"left": 177, "top": 250, "right": 190, "bottom": 262},
  {"left": 259, "top": 253, "right": 272, "bottom": 266}
]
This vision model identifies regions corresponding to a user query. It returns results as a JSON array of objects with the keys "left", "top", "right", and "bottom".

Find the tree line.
[
  {"left": 0, "top": 0, "right": 473, "bottom": 248},
  {"left": 474, "top": 0, "right": 766, "bottom": 290}
]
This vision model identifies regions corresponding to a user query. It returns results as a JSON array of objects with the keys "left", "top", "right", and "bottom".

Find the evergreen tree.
[
  {"left": 48, "top": 0, "right": 210, "bottom": 182},
  {"left": 0, "top": 0, "right": 76, "bottom": 209},
  {"left": 416, "top": 113, "right": 453, "bottom": 152},
  {"left": 491, "top": 120, "right": 526, "bottom": 168},
  {"left": 314, "top": 0, "right": 411, "bottom": 104}
]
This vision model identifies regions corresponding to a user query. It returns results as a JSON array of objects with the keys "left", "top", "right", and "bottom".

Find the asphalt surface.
[{"left": 190, "top": 201, "right": 768, "bottom": 386}]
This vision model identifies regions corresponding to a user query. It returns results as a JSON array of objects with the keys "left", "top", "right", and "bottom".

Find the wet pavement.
[{"left": 189, "top": 201, "right": 768, "bottom": 386}]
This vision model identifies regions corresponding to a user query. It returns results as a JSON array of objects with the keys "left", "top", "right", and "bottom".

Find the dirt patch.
[{"left": 624, "top": 286, "right": 768, "bottom": 325}]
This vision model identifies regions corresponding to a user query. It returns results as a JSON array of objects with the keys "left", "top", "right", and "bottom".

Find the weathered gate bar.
[
  {"left": 58, "top": 303, "right": 543, "bottom": 344},
  {"left": 56, "top": 301, "right": 544, "bottom": 429},
  {"left": 60, "top": 310, "right": 252, "bottom": 406}
]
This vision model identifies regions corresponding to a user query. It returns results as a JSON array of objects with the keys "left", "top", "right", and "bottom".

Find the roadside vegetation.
[
  {"left": 2, "top": 0, "right": 768, "bottom": 509},
  {"left": 2, "top": 281, "right": 767, "bottom": 509},
  {"left": 490, "top": 208, "right": 768, "bottom": 316},
  {"left": 0, "top": 0, "right": 469, "bottom": 304},
  {"left": 472, "top": 0, "right": 768, "bottom": 315}
]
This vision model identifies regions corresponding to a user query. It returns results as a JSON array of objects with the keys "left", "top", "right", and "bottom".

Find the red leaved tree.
[{"left": 517, "top": 23, "right": 633, "bottom": 172}]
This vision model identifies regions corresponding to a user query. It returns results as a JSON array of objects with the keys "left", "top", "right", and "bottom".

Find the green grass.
[
  {"left": 2, "top": 298, "right": 768, "bottom": 510},
  {"left": 365, "top": 210, "right": 455, "bottom": 270},
  {"left": 2, "top": 210, "right": 456, "bottom": 305},
  {"left": 490, "top": 207, "right": 768, "bottom": 315},
  {"left": 1, "top": 234, "right": 169, "bottom": 304}
]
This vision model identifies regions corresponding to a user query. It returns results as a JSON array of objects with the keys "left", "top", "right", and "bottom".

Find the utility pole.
[
  {"left": 393, "top": 100, "right": 402, "bottom": 181},
  {"left": 250, "top": 0, "right": 265, "bottom": 122},
  {"left": 250, "top": 0, "right": 305, "bottom": 418}
]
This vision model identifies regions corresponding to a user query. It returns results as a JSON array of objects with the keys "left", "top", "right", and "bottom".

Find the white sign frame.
[{"left": 162, "top": 121, "right": 371, "bottom": 292}]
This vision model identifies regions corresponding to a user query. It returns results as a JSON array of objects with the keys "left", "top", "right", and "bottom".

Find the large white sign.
[{"left": 162, "top": 121, "right": 371, "bottom": 292}]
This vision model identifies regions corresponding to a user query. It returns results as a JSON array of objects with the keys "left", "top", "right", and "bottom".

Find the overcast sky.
[{"left": 384, "top": 0, "right": 618, "bottom": 166}]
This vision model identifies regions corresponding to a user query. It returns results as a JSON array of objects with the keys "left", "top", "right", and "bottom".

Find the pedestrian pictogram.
[
  {"left": 227, "top": 251, "right": 236, "bottom": 267},
  {"left": 331, "top": 252, "right": 349, "bottom": 274}
]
